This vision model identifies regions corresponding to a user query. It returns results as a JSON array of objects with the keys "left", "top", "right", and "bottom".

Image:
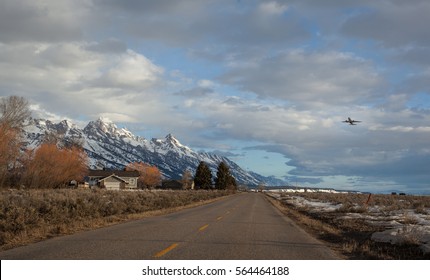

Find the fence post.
[{"left": 365, "top": 193, "right": 372, "bottom": 206}]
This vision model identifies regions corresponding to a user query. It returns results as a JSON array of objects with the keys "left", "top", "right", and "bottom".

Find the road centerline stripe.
[
  {"left": 154, "top": 243, "right": 179, "bottom": 258},
  {"left": 199, "top": 224, "right": 209, "bottom": 231},
  {"left": 216, "top": 216, "right": 223, "bottom": 221}
]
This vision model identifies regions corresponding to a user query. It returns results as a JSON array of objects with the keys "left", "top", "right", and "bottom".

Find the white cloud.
[
  {"left": 220, "top": 50, "right": 385, "bottom": 108},
  {"left": 2, "top": 0, "right": 430, "bottom": 193},
  {"left": 0, "top": 0, "right": 91, "bottom": 43},
  {"left": 197, "top": 79, "right": 215, "bottom": 88},
  {"left": 93, "top": 50, "right": 164, "bottom": 89},
  {"left": 0, "top": 41, "right": 167, "bottom": 123},
  {"left": 341, "top": 1, "right": 430, "bottom": 48},
  {"left": 258, "top": 1, "right": 289, "bottom": 16}
]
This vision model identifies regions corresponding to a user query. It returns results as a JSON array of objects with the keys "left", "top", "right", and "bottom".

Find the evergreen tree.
[
  {"left": 215, "top": 161, "right": 237, "bottom": 190},
  {"left": 194, "top": 161, "right": 212, "bottom": 189},
  {"left": 227, "top": 173, "right": 237, "bottom": 190},
  {"left": 215, "top": 161, "right": 229, "bottom": 190}
]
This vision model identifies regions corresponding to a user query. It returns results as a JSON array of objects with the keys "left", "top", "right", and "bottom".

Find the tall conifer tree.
[
  {"left": 215, "top": 161, "right": 237, "bottom": 190},
  {"left": 215, "top": 161, "right": 230, "bottom": 190},
  {"left": 194, "top": 161, "right": 212, "bottom": 189}
]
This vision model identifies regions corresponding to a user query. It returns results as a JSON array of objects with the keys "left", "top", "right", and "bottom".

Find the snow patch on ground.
[{"left": 267, "top": 189, "right": 430, "bottom": 254}]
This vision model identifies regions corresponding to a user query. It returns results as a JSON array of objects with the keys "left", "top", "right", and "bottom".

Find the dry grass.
[
  {"left": 268, "top": 192, "right": 430, "bottom": 260},
  {"left": 0, "top": 188, "right": 232, "bottom": 251}
]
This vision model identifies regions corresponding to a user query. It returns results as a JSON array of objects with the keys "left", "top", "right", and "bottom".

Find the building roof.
[
  {"left": 161, "top": 180, "right": 183, "bottom": 189},
  {"left": 98, "top": 174, "right": 128, "bottom": 183},
  {"left": 88, "top": 169, "right": 140, "bottom": 178}
]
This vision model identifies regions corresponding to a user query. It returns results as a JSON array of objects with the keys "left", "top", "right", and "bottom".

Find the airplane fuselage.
[{"left": 343, "top": 117, "right": 361, "bottom": 125}]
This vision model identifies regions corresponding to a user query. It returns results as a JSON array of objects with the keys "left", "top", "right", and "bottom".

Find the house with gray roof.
[{"left": 87, "top": 169, "right": 140, "bottom": 190}]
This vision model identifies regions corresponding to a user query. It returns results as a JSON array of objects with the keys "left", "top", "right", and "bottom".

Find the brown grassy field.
[
  {"left": 0, "top": 188, "right": 231, "bottom": 251},
  {"left": 267, "top": 191, "right": 430, "bottom": 259}
]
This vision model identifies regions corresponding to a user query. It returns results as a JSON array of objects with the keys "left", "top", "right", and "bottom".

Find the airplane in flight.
[{"left": 342, "top": 117, "right": 361, "bottom": 125}]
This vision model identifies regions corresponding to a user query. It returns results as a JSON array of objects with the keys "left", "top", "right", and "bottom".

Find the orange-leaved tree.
[
  {"left": 0, "top": 123, "right": 21, "bottom": 186},
  {"left": 126, "top": 162, "right": 162, "bottom": 189},
  {"left": 24, "top": 143, "right": 88, "bottom": 188},
  {"left": 0, "top": 96, "right": 31, "bottom": 187}
]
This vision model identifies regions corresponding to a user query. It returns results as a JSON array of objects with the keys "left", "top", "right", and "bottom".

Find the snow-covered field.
[{"left": 267, "top": 189, "right": 430, "bottom": 255}]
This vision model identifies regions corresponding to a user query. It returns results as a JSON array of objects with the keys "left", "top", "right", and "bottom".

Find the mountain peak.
[
  {"left": 165, "top": 133, "right": 189, "bottom": 149},
  {"left": 84, "top": 118, "right": 139, "bottom": 140},
  {"left": 94, "top": 117, "right": 116, "bottom": 130},
  {"left": 97, "top": 116, "right": 114, "bottom": 125},
  {"left": 85, "top": 117, "right": 118, "bottom": 134},
  {"left": 165, "top": 133, "right": 178, "bottom": 142},
  {"left": 59, "top": 119, "right": 77, "bottom": 129},
  {"left": 22, "top": 117, "right": 282, "bottom": 186}
]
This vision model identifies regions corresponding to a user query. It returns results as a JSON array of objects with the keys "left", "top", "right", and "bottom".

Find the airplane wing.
[{"left": 342, "top": 118, "right": 361, "bottom": 125}]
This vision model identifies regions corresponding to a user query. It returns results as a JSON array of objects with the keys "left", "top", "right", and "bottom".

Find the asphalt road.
[{"left": 0, "top": 192, "right": 339, "bottom": 260}]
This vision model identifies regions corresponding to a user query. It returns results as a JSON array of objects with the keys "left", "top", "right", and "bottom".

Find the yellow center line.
[
  {"left": 199, "top": 224, "right": 209, "bottom": 231},
  {"left": 154, "top": 243, "right": 179, "bottom": 258},
  {"left": 216, "top": 216, "right": 223, "bottom": 221}
]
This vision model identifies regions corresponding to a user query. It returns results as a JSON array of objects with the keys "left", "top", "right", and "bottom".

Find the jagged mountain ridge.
[{"left": 23, "top": 117, "right": 285, "bottom": 186}]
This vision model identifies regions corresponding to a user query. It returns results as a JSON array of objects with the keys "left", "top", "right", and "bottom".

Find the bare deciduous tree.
[
  {"left": 181, "top": 169, "right": 194, "bottom": 189},
  {"left": 0, "top": 96, "right": 31, "bottom": 187},
  {"left": 0, "top": 96, "right": 31, "bottom": 130}
]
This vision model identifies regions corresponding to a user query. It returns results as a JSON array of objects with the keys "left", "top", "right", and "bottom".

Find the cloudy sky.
[{"left": 1, "top": 0, "right": 430, "bottom": 194}]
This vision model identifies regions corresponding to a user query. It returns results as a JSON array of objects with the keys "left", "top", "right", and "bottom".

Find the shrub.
[{"left": 0, "top": 189, "right": 230, "bottom": 249}]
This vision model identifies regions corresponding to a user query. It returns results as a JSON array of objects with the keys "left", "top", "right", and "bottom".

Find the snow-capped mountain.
[{"left": 23, "top": 117, "right": 285, "bottom": 186}]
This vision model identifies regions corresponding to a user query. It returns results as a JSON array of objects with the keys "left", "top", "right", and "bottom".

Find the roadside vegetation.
[
  {"left": 267, "top": 191, "right": 430, "bottom": 259},
  {"left": 0, "top": 95, "right": 241, "bottom": 253},
  {"left": 0, "top": 188, "right": 232, "bottom": 251},
  {"left": 1, "top": 96, "right": 238, "bottom": 191},
  {"left": 0, "top": 96, "right": 88, "bottom": 189}
]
